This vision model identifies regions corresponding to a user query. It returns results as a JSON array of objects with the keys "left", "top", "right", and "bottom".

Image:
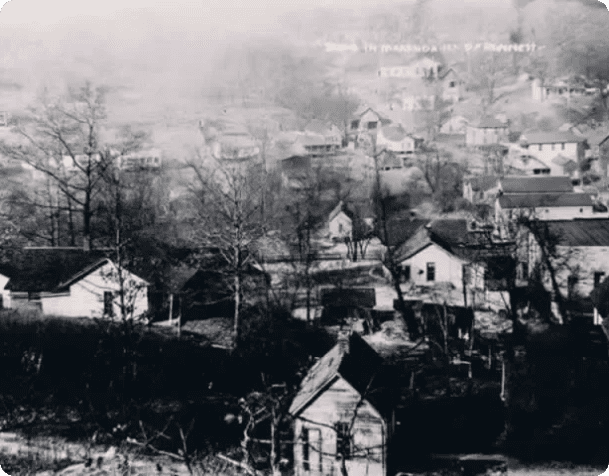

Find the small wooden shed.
[{"left": 289, "top": 332, "right": 396, "bottom": 476}]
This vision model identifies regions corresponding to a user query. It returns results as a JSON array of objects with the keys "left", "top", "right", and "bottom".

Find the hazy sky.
[{"left": 0, "top": 0, "right": 394, "bottom": 30}]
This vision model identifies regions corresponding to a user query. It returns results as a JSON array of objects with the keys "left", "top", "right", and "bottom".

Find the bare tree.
[
  {"left": 188, "top": 154, "right": 266, "bottom": 348},
  {"left": 0, "top": 82, "right": 149, "bottom": 250}
]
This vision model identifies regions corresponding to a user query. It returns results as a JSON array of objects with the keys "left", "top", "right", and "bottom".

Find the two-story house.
[
  {"left": 519, "top": 131, "right": 587, "bottom": 176},
  {"left": 466, "top": 117, "right": 509, "bottom": 146}
]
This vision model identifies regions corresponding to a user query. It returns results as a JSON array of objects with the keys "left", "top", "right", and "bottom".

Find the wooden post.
[
  {"left": 500, "top": 357, "right": 506, "bottom": 402},
  {"left": 169, "top": 293, "right": 174, "bottom": 326}
]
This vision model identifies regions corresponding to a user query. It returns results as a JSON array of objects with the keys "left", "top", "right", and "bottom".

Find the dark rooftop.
[
  {"left": 543, "top": 220, "right": 609, "bottom": 247},
  {"left": 500, "top": 176, "right": 574, "bottom": 194},
  {"left": 5, "top": 248, "right": 112, "bottom": 293},
  {"left": 289, "top": 332, "right": 388, "bottom": 417},
  {"left": 498, "top": 193, "right": 594, "bottom": 209}
]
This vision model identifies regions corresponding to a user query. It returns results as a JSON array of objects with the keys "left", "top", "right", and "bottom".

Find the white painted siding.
[
  {"left": 376, "top": 132, "right": 416, "bottom": 154},
  {"left": 466, "top": 126, "right": 507, "bottom": 146},
  {"left": 524, "top": 142, "right": 582, "bottom": 175},
  {"left": 0, "top": 273, "right": 10, "bottom": 309},
  {"left": 500, "top": 205, "right": 606, "bottom": 222},
  {"left": 39, "top": 262, "right": 148, "bottom": 319},
  {"left": 545, "top": 246, "right": 609, "bottom": 299},
  {"left": 400, "top": 244, "right": 467, "bottom": 288},
  {"left": 293, "top": 377, "right": 387, "bottom": 476},
  {"left": 329, "top": 212, "right": 353, "bottom": 239}
]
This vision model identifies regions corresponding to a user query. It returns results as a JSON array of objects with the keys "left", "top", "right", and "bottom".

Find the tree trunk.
[
  {"left": 83, "top": 192, "right": 92, "bottom": 251},
  {"left": 234, "top": 269, "right": 241, "bottom": 349}
]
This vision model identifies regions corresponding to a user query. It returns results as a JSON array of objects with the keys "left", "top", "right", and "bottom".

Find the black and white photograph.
[{"left": 0, "top": 0, "right": 608, "bottom": 474}]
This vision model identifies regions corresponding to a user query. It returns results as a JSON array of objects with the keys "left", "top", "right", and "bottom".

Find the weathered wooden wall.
[{"left": 293, "top": 377, "right": 387, "bottom": 476}]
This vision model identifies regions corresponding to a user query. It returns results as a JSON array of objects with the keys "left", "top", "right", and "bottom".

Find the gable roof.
[
  {"left": 498, "top": 193, "right": 594, "bottom": 209},
  {"left": 353, "top": 107, "right": 391, "bottom": 125},
  {"left": 439, "top": 67, "right": 459, "bottom": 81},
  {"left": 499, "top": 176, "right": 574, "bottom": 194},
  {"left": 394, "top": 225, "right": 433, "bottom": 262},
  {"left": 289, "top": 332, "right": 386, "bottom": 417},
  {"left": 5, "top": 248, "right": 115, "bottom": 293},
  {"left": 542, "top": 220, "right": 609, "bottom": 247},
  {"left": 521, "top": 131, "right": 586, "bottom": 144},
  {"left": 394, "top": 218, "right": 506, "bottom": 263},
  {"left": 377, "top": 216, "right": 428, "bottom": 247},
  {"left": 328, "top": 201, "right": 355, "bottom": 222}
]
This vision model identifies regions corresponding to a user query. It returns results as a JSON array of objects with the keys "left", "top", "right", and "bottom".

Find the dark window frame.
[
  {"left": 104, "top": 291, "right": 114, "bottom": 317},
  {"left": 426, "top": 262, "right": 436, "bottom": 282},
  {"left": 335, "top": 422, "right": 351, "bottom": 459}
]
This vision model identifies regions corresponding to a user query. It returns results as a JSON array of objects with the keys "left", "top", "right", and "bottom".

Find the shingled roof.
[
  {"left": 521, "top": 131, "right": 586, "bottom": 144},
  {"left": 289, "top": 332, "right": 389, "bottom": 417},
  {"left": 499, "top": 176, "right": 574, "bottom": 194},
  {"left": 543, "top": 220, "right": 609, "bottom": 247},
  {"left": 5, "top": 248, "right": 113, "bottom": 293},
  {"left": 498, "top": 193, "right": 594, "bottom": 209}
]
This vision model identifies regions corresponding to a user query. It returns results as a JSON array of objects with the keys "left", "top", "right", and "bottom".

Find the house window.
[
  {"left": 538, "top": 144, "right": 543, "bottom": 151},
  {"left": 351, "top": 120, "right": 360, "bottom": 130},
  {"left": 104, "top": 291, "right": 114, "bottom": 317},
  {"left": 335, "top": 422, "right": 351, "bottom": 459},
  {"left": 594, "top": 272, "right": 605, "bottom": 287},
  {"left": 338, "top": 223, "right": 343, "bottom": 234},
  {"left": 567, "top": 275, "right": 578, "bottom": 300},
  {"left": 449, "top": 81, "right": 456, "bottom": 88},
  {"left": 401, "top": 265, "right": 411, "bottom": 283},
  {"left": 561, "top": 143, "right": 565, "bottom": 150},
  {"left": 426, "top": 263, "right": 436, "bottom": 282},
  {"left": 302, "top": 428, "right": 310, "bottom": 471},
  {"left": 367, "top": 121, "right": 377, "bottom": 130}
]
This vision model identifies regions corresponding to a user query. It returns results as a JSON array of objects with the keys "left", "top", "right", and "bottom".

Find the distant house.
[
  {"left": 393, "top": 219, "right": 487, "bottom": 297},
  {"left": 376, "top": 125, "right": 417, "bottom": 156},
  {"left": 505, "top": 154, "right": 551, "bottom": 176},
  {"left": 462, "top": 175, "right": 500, "bottom": 204},
  {"left": 495, "top": 192, "right": 598, "bottom": 222},
  {"left": 294, "top": 133, "right": 340, "bottom": 157},
  {"left": 551, "top": 155, "right": 580, "bottom": 178},
  {"left": 281, "top": 155, "right": 313, "bottom": 190},
  {"left": 525, "top": 219, "right": 609, "bottom": 310},
  {"left": 350, "top": 108, "right": 391, "bottom": 135},
  {"left": 584, "top": 128, "right": 609, "bottom": 176},
  {"left": 305, "top": 120, "right": 343, "bottom": 146},
  {"left": 289, "top": 331, "right": 396, "bottom": 476},
  {"left": 440, "top": 115, "right": 469, "bottom": 135},
  {"left": 4, "top": 248, "right": 149, "bottom": 319},
  {"left": 328, "top": 201, "right": 354, "bottom": 240},
  {"left": 439, "top": 68, "right": 463, "bottom": 103},
  {"left": 466, "top": 117, "right": 509, "bottom": 146},
  {"left": 210, "top": 130, "right": 260, "bottom": 162},
  {"left": 519, "top": 131, "right": 587, "bottom": 175}
]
